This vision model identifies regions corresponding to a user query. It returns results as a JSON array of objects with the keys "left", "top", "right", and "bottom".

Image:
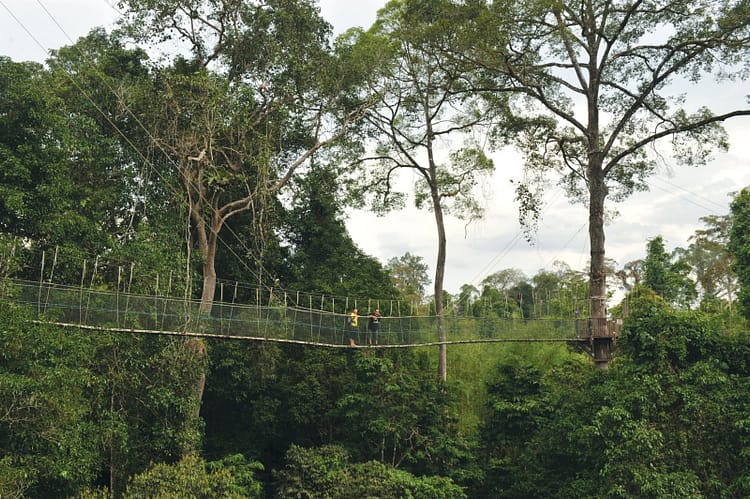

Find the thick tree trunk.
[
  {"left": 190, "top": 228, "right": 218, "bottom": 420},
  {"left": 199, "top": 257, "right": 217, "bottom": 315},
  {"left": 588, "top": 166, "right": 611, "bottom": 368},
  {"left": 182, "top": 212, "right": 218, "bottom": 455}
]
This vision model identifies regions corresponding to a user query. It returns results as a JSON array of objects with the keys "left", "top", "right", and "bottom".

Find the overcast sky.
[{"left": 2, "top": 0, "right": 749, "bottom": 296}]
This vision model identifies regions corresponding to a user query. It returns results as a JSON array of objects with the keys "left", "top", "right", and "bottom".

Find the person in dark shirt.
[{"left": 368, "top": 308, "right": 381, "bottom": 344}]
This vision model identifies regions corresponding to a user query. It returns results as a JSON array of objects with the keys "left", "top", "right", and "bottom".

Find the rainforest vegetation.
[{"left": 2, "top": 0, "right": 750, "bottom": 497}]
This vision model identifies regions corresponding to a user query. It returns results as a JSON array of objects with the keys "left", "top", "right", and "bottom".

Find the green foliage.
[
  {"left": 471, "top": 265, "right": 590, "bottom": 321},
  {"left": 204, "top": 342, "right": 476, "bottom": 485},
  {"left": 590, "top": 349, "right": 750, "bottom": 498},
  {"left": 206, "top": 454, "right": 264, "bottom": 498},
  {"left": 122, "top": 454, "right": 261, "bottom": 498},
  {"left": 617, "top": 285, "right": 671, "bottom": 318},
  {"left": 335, "top": 352, "right": 473, "bottom": 478},
  {"left": 202, "top": 341, "right": 284, "bottom": 463},
  {"left": 91, "top": 335, "right": 205, "bottom": 492},
  {"left": 0, "top": 234, "right": 23, "bottom": 283},
  {"left": 620, "top": 296, "right": 721, "bottom": 369},
  {"left": 686, "top": 213, "right": 736, "bottom": 304},
  {"left": 729, "top": 187, "right": 750, "bottom": 321},
  {"left": 2, "top": 2, "right": 750, "bottom": 497},
  {"left": 476, "top": 307, "right": 750, "bottom": 498},
  {"left": 0, "top": 297, "right": 210, "bottom": 496},
  {"left": 282, "top": 166, "right": 399, "bottom": 300},
  {"left": 643, "top": 236, "right": 698, "bottom": 308},
  {"left": 472, "top": 286, "right": 522, "bottom": 321},
  {"left": 0, "top": 303, "right": 102, "bottom": 498},
  {"left": 273, "top": 444, "right": 466, "bottom": 499},
  {"left": 0, "top": 56, "right": 115, "bottom": 264},
  {"left": 0, "top": 455, "right": 31, "bottom": 499},
  {"left": 386, "top": 252, "right": 431, "bottom": 303}
]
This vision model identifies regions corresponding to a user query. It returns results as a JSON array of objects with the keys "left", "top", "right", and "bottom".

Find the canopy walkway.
[{"left": 0, "top": 278, "right": 607, "bottom": 349}]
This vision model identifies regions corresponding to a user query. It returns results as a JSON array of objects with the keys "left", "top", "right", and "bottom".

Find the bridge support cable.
[
  {"left": 1, "top": 277, "right": 608, "bottom": 355},
  {"left": 31, "top": 321, "right": 590, "bottom": 349}
]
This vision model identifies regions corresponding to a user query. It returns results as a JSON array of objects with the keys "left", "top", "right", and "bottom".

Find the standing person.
[
  {"left": 348, "top": 308, "right": 359, "bottom": 328},
  {"left": 347, "top": 308, "right": 359, "bottom": 345},
  {"left": 368, "top": 308, "right": 381, "bottom": 344}
]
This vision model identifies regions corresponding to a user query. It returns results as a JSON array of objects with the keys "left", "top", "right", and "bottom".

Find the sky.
[{"left": 1, "top": 0, "right": 749, "bottom": 297}]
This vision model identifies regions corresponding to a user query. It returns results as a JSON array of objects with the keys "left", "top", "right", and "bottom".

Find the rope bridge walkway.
[{"left": 0, "top": 279, "right": 595, "bottom": 348}]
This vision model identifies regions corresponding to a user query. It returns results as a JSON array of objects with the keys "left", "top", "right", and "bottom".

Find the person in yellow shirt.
[
  {"left": 348, "top": 308, "right": 359, "bottom": 328},
  {"left": 347, "top": 308, "right": 359, "bottom": 345}
]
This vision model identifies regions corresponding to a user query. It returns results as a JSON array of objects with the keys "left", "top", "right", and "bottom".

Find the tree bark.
[
  {"left": 588, "top": 163, "right": 611, "bottom": 368},
  {"left": 433, "top": 191, "right": 448, "bottom": 384}
]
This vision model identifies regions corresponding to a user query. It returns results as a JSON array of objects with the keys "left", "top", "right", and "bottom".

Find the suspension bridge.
[{"left": 0, "top": 277, "right": 620, "bottom": 355}]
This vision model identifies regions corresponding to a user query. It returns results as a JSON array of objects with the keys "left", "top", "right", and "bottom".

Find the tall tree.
[
  {"left": 0, "top": 304, "right": 101, "bottom": 498},
  {"left": 728, "top": 187, "right": 750, "bottom": 321},
  {"left": 643, "top": 235, "right": 697, "bottom": 308},
  {"left": 481, "top": 268, "right": 526, "bottom": 294},
  {"left": 0, "top": 58, "right": 66, "bottom": 243},
  {"left": 685, "top": 213, "right": 737, "bottom": 308},
  {"left": 615, "top": 259, "right": 645, "bottom": 295},
  {"left": 464, "top": 0, "right": 750, "bottom": 365},
  {"left": 354, "top": 0, "right": 497, "bottom": 382},
  {"left": 0, "top": 50, "right": 138, "bottom": 274},
  {"left": 282, "top": 164, "right": 399, "bottom": 299},
  {"left": 44, "top": 30, "right": 167, "bottom": 283},
  {"left": 116, "top": 0, "right": 371, "bottom": 433},
  {"left": 117, "top": 0, "right": 366, "bottom": 314},
  {"left": 455, "top": 283, "right": 479, "bottom": 316},
  {"left": 386, "top": 252, "right": 430, "bottom": 304}
]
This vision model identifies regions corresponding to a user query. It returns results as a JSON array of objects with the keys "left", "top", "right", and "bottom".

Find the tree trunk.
[
  {"left": 182, "top": 207, "right": 218, "bottom": 455},
  {"left": 433, "top": 192, "right": 448, "bottom": 384},
  {"left": 199, "top": 251, "right": 217, "bottom": 315},
  {"left": 189, "top": 226, "right": 219, "bottom": 422},
  {"left": 588, "top": 165, "right": 611, "bottom": 368}
]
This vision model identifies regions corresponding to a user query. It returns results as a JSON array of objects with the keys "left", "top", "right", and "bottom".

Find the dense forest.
[{"left": 2, "top": 0, "right": 750, "bottom": 497}]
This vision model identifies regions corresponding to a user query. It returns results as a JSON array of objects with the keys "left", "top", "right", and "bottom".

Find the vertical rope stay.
[
  {"left": 294, "top": 291, "right": 300, "bottom": 342},
  {"left": 154, "top": 272, "right": 159, "bottom": 331},
  {"left": 160, "top": 271, "right": 173, "bottom": 332},
  {"left": 117, "top": 266, "right": 122, "bottom": 327},
  {"left": 228, "top": 282, "right": 238, "bottom": 336},
  {"left": 79, "top": 259, "right": 86, "bottom": 325},
  {"left": 219, "top": 282, "right": 225, "bottom": 334},
  {"left": 183, "top": 214, "right": 192, "bottom": 326},
  {"left": 333, "top": 297, "right": 340, "bottom": 344},
  {"left": 284, "top": 292, "right": 289, "bottom": 338},
  {"left": 309, "top": 294, "right": 313, "bottom": 342},
  {"left": 265, "top": 287, "right": 273, "bottom": 337},
  {"left": 125, "top": 263, "right": 134, "bottom": 323},
  {"left": 396, "top": 300, "right": 401, "bottom": 343},
  {"left": 256, "top": 287, "right": 261, "bottom": 336},
  {"left": 37, "top": 250, "right": 45, "bottom": 316},
  {"left": 43, "top": 246, "right": 59, "bottom": 312},
  {"left": 388, "top": 300, "right": 393, "bottom": 339},
  {"left": 318, "top": 295, "right": 324, "bottom": 343},
  {"left": 343, "top": 297, "right": 349, "bottom": 344},
  {"left": 84, "top": 256, "right": 99, "bottom": 325},
  {"left": 49, "top": 246, "right": 59, "bottom": 283}
]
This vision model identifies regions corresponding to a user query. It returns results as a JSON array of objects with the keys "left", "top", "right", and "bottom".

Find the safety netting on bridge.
[{"left": 1, "top": 278, "right": 589, "bottom": 347}]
